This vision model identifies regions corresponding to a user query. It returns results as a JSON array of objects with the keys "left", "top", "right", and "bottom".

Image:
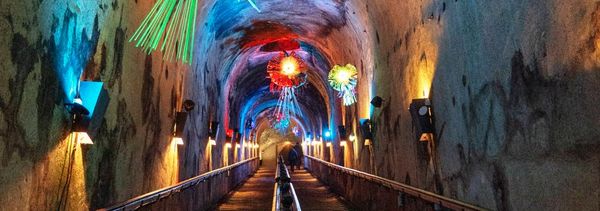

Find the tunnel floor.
[
  {"left": 214, "top": 167, "right": 352, "bottom": 210},
  {"left": 214, "top": 168, "right": 275, "bottom": 210},
  {"left": 291, "top": 169, "right": 353, "bottom": 211}
]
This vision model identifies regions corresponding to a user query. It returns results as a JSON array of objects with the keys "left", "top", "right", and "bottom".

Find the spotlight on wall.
[
  {"left": 234, "top": 130, "right": 241, "bottom": 142},
  {"left": 305, "top": 132, "right": 312, "bottom": 142},
  {"left": 348, "top": 134, "right": 357, "bottom": 142},
  {"left": 340, "top": 140, "right": 347, "bottom": 147},
  {"left": 172, "top": 111, "right": 188, "bottom": 145},
  {"left": 360, "top": 119, "right": 373, "bottom": 139},
  {"left": 409, "top": 98, "right": 434, "bottom": 141},
  {"left": 370, "top": 96, "right": 384, "bottom": 108},
  {"left": 208, "top": 121, "right": 219, "bottom": 141},
  {"left": 67, "top": 100, "right": 92, "bottom": 144},
  {"left": 323, "top": 130, "right": 331, "bottom": 138},
  {"left": 360, "top": 119, "right": 373, "bottom": 146},
  {"left": 326, "top": 142, "right": 332, "bottom": 147},
  {"left": 65, "top": 81, "right": 109, "bottom": 145},
  {"left": 172, "top": 99, "right": 194, "bottom": 145},
  {"left": 225, "top": 142, "right": 232, "bottom": 149},
  {"left": 173, "top": 137, "right": 184, "bottom": 145},
  {"left": 235, "top": 143, "right": 241, "bottom": 149},
  {"left": 338, "top": 125, "right": 348, "bottom": 140},
  {"left": 209, "top": 138, "right": 216, "bottom": 146},
  {"left": 183, "top": 99, "right": 195, "bottom": 111}
]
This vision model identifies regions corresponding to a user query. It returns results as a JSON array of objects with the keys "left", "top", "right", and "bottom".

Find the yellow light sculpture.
[{"left": 328, "top": 64, "right": 358, "bottom": 105}]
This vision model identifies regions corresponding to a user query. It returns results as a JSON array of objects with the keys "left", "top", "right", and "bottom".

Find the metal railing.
[
  {"left": 272, "top": 156, "right": 301, "bottom": 211},
  {"left": 304, "top": 155, "right": 488, "bottom": 211},
  {"left": 99, "top": 157, "right": 259, "bottom": 211}
]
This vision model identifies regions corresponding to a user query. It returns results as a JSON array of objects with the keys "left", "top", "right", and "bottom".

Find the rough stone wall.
[
  {"left": 350, "top": 0, "right": 600, "bottom": 210},
  {"left": 1, "top": 0, "right": 599, "bottom": 210},
  {"left": 0, "top": 0, "right": 215, "bottom": 210}
]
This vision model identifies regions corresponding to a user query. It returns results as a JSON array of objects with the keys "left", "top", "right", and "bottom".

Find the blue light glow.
[
  {"left": 324, "top": 130, "right": 331, "bottom": 138},
  {"left": 79, "top": 81, "right": 104, "bottom": 115},
  {"left": 52, "top": 9, "right": 98, "bottom": 103}
]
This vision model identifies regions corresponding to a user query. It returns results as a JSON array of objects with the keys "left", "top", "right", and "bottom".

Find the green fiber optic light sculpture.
[
  {"left": 328, "top": 64, "right": 358, "bottom": 106},
  {"left": 129, "top": 0, "right": 199, "bottom": 64},
  {"left": 244, "top": 0, "right": 261, "bottom": 12}
]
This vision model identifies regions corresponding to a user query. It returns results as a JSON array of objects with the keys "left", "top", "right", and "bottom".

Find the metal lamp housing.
[
  {"left": 359, "top": 119, "right": 373, "bottom": 140},
  {"left": 409, "top": 98, "right": 434, "bottom": 141},
  {"left": 67, "top": 81, "right": 110, "bottom": 143},
  {"left": 174, "top": 111, "right": 188, "bottom": 139}
]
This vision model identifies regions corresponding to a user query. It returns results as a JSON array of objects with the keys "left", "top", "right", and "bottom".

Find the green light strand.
[
  {"left": 247, "top": 0, "right": 261, "bottom": 12},
  {"left": 130, "top": 0, "right": 198, "bottom": 64}
]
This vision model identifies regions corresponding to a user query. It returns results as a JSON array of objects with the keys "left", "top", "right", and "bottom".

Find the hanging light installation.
[
  {"left": 129, "top": 0, "right": 199, "bottom": 64},
  {"left": 328, "top": 64, "right": 358, "bottom": 106},
  {"left": 267, "top": 52, "right": 307, "bottom": 132}
]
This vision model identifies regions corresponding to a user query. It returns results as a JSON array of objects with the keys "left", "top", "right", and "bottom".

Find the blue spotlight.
[{"left": 324, "top": 130, "right": 331, "bottom": 138}]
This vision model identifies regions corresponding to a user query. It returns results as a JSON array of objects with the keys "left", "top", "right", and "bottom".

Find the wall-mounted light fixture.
[
  {"left": 370, "top": 96, "right": 384, "bottom": 108},
  {"left": 65, "top": 81, "right": 109, "bottom": 145},
  {"left": 348, "top": 134, "right": 357, "bottom": 142},
  {"left": 66, "top": 98, "right": 92, "bottom": 144},
  {"left": 253, "top": 143, "right": 259, "bottom": 149},
  {"left": 172, "top": 113, "right": 186, "bottom": 145},
  {"left": 340, "top": 140, "right": 347, "bottom": 147},
  {"left": 208, "top": 121, "right": 219, "bottom": 138},
  {"left": 235, "top": 143, "right": 241, "bottom": 149},
  {"left": 326, "top": 142, "right": 332, "bottom": 147},
  {"left": 338, "top": 125, "right": 348, "bottom": 140},
  {"left": 234, "top": 129, "right": 241, "bottom": 142},
  {"left": 209, "top": 138, "right": 217, "bottom": 146},
  {"left": 323, "top": 130, "right": 331, "bottom": 138},
  {"left": 172, "top": 112, "right": 188, "bottom": 145},
  {"left": 225, "top": 142, "right": 232, "bottom": 149},
  {"left": 172, "top": 99, "right": 194, "bottom": 145},
  {"left": 305, "top": 132, "right": 312, "bottom": 142},
  {"left": 409, "top": 98, "right": 434, "bottom": 141},
  {"left": 360, "top": 119, "right": 373, "bottom": 146}
]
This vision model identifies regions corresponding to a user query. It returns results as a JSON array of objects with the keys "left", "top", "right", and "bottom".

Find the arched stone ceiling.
[
  {"left": 192, "top": 0, "right": 354, "bottom": 134},
  {"left": 228, "top": 49, "right": 330, "bottom": 131},
  {"left": 193, "top": 0, "right": 365, "bottom": 136}
]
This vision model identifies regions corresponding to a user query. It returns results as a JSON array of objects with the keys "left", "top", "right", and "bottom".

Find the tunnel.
[{"left": 1, "top": 0, "right": 599, "bottom": 210}]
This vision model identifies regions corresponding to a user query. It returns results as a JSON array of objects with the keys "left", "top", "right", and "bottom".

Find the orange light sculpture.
[
  {"left": 267, "top": 51, "right": 307, "bottom": 132},
  {"left": 267, "top": 51, "right": 307, "bottom": 91}
]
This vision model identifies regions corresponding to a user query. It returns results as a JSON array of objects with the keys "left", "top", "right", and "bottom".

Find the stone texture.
[{"left": 1, "top": 0, "right": 598, "bottom": 210}]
